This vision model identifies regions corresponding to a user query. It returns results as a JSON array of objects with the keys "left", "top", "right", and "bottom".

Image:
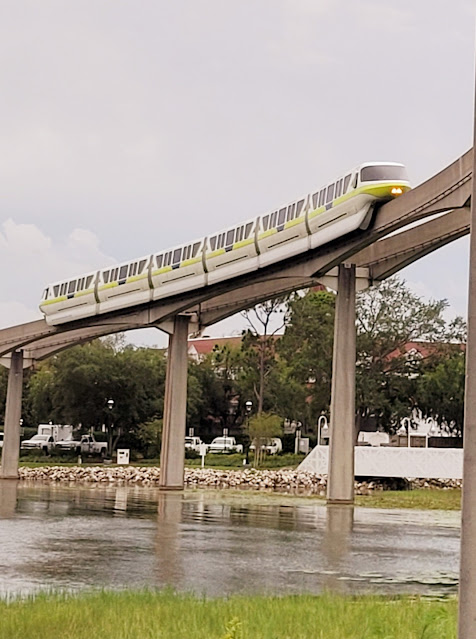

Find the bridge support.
[
  {"left": 159, "top": 315, "right": 190, "bottom": 490},
  {"left": 327, "top": 264, "right": 356, "bottom": 504},
  {"left": 0, "top": 351, "right": 24, "bottom": 479}
]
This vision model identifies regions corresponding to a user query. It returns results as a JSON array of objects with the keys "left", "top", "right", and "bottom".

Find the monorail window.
[
  {"left": 296, "top": 199, "right": 305, "bottom": 216},
  {"left": 192, "top": 242, "right": 201, "bottom": 257},
  {"left": 60, "top": 283, "right": 67, "bottom": 296},
  {"left": 237, "top": 226, "right": 244, "bottom": 242},
  {"left": 226, "top": 229, "right": 234, "bottom": 245},
  {"left": 270, "top": 211, "right": 278, "bottom": 228},
  {"left": 245, "top": 222, "right": 253, "bottom": 237},
  {"left": 78, "top": 278, "right": 84, "bottom": 290},
  {"left": 312, "top": 192, "right": 319, "bottom": 209},
  {"left": 112, "top": 268, "right": 118, "bottom": 281},
  {"left": 343, "top": 174, "right": 351, "bottom": 192},
  {"left": 53, "top": 285, "right": 59, "bottom": 297},
  {"left": 217, "top": 233, "right": 225, "bottom": 249},
  {"left": 173, "top": 248, "right": 182, "bottom": 264},
  {"left": 319, "top": 189, "right": 326, "bottom": 206},
  {"left": 209, "top": 237, "right": 217, "bottom": 251},
  {"left": 164, "top": 252, "right": 172, "bottom": 267},
  {"left": 278, "top": 208, "right": 286, "bottom": 225},
  {"left": 139, "top": 259, "right": 147, "bottom": 272},
  {"left": 335, "top": 179, "right": 343, "bottom": 198},
  {"left": 103, "top": 271, "right": 110, "bottom": 284},
  {"left": 68, "top": 281, "right": 76, "bottom": 294},
  {"left": 326, "top": 184, "right": 335, "bottom": 203},
  {"left": 43, "top": 288, "right": 49, "bottom": 300},
  {"left": 262, "top": 216, "right": 269, "bottom": 231},
  {"left": 156, "top": 255, "right": 163, "bottom": 268},
  {"left": 128, "top": 264, "right": 134, "bottom": 277},
  {"left": 119, "top": 265, "right": 128, "bottom": 279},
  {"left": 360, "top": 165, "right": 408, "bottom": 182},
  {"left": 86, "top": 276, "right": 94, "bottom": 289},
  {"left": 287, "top": 203, "right": 296, "bottom": 221}
]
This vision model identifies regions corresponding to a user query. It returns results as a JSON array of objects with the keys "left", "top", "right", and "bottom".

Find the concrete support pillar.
[
  {"left": 327, "top": 264, "right": 356, "bottom": 504},
  {"left": 458, "top": 124, "right": 476, "bottom": 635},
  {"left": 159, "top": 315, "right": 190, "bottom": 490},
  {"left": 0, "top": 351, "right": 24, "bottom": 479}
]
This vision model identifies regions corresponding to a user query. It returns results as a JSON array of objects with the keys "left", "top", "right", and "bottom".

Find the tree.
[
  {"left": 278, "top": 289, "right": 335, "bottom": 427},
  {"left": 248, "top": 412, "right": 282, "bottom": 467},
  {"left": 241, "top": 297, "right": 287, "bottom": 414},
  {"left": 25, "top": 338, "right": 167, "bottom": 454},
  {"left": 416, "top": 351, "right": 465, "bottom": 435},
  {"left": 355, "top": 276, "right": 466, "bottom": 433}
]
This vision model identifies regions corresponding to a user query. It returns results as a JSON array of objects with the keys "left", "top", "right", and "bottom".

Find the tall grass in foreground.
[{"left": 0, "top": 590, "right": 457, "bottom": 639}]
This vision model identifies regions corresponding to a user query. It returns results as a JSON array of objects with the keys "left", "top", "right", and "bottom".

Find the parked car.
[
  {"left": 208, "top": 436, "right": 243, "bottom": 454},
  {"left": 185, "top": 436, "right": 205, "bottom": 453},
  {"left": 56, "top": 434, "right": 107, "bottom": 456},
  {"left": 21, "top": 434, "right": 55, "bottom": 452},
  {"left": 249, "top": 437, "right": 283, "bottom": 455}
]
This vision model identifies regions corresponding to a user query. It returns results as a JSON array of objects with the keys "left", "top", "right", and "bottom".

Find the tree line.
[{"left": 0, "top": 276, "right": 466, "bottom": 456}]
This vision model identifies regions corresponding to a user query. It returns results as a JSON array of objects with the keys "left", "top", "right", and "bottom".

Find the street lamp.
[
  {"left": 245, "top": 401, "right": 252, "bottom": 464},
  {"left": 106, "top": 399, "right": 114, "bottom": 457}
]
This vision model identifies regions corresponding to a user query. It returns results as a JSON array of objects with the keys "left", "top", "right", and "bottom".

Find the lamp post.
[
  {"left": 317, "top": 415, "right": 328, "bottom": 446},
  {"left": 107, "top": 398, "right": 114, "bottom": 458},
  {"left": 245, "top": 401, "right": 252, "bottom": 464}
]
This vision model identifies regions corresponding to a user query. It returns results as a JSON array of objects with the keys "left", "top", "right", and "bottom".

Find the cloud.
[{"left": 0, "top": 219, "right": 114, "bottom": 328}]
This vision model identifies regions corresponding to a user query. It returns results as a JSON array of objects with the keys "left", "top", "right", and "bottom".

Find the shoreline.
[{"left": 16, "top": 465, "right": 462, "bottom": 494}]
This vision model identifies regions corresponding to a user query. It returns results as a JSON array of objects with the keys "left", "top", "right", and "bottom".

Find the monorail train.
[{"left": 40, "top": 162, "right": 410, "bottom": 325}]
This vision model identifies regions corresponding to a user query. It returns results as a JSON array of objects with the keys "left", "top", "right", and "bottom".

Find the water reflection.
[
  {"left": 155, "top": 492, "right": 183, "bottom": 588},
  {"left": 322, "top": 505, "right": 354, "bottom": 592},
  {"left": 0, "top": 484, "right": 460, "bottom": 598},
  {"left": 0, "top": 480, "right": 18, "bottom": 518}
]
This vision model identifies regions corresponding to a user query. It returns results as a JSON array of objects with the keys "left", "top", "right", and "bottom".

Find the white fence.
[{"left": 298, "top": 445, "right": 463, "bottom": 479}]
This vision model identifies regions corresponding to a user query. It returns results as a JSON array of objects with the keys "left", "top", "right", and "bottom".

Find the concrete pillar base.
[
  {"left": 0, "top": 350, "right": 24, "bottom": 480},
  {"left": 326, "top": 264, "right": 356, "bottom": 505},
  {"left": 159, "top": 315, "right": 190, "bottom": 490}
]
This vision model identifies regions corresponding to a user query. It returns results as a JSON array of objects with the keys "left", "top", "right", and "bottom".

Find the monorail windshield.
[{"left": 360, "top": 165, "right": 408, "bottom": 182}]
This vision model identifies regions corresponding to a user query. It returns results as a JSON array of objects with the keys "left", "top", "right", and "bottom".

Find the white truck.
[
  {"left": 185, "top": 436, "right": 205, "bottom": 453},
  {"left": 38, "top": 424, "right": 74, "bottom": 441},
  {"left": 56, "top": 434, "right": 107, "bottom": 456},
  {"left": 21, "top": 424, "right": 74, "bottom": 452},
  {"left": 21, "top": 434, "right": 56, "bottom": 452},
  {"left": 249, "top": 437, "right": 283, "bottom": 455},
  {"left": 208, "top": 436, "right": 243, "bottom": 454}
]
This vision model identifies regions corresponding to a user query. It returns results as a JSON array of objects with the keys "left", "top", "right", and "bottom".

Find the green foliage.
[
  {"left": 355, "top": 277, "right": 466, "bottom": 433},
  {"left": 135, "top": 419, "right": 163, "bottom": 459},
  {"left": 416, "top": 352, "right": 465, "bottom": 435},
  {"left": 278, "top": 289, "right": 335, "bottom": 425},
  {"left": 25, "top": 338, "right": 167, "bottom": 455},
  {"left": 0, "top": 590, "right": 458, "bottom": 639},
  {"left": 248, "top": 412, "right": 282, "bottom": 467}
]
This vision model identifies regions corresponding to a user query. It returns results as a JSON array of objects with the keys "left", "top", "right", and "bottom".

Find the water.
[{"left": 0, "top": 480, "right": 460, "bottom": 598}]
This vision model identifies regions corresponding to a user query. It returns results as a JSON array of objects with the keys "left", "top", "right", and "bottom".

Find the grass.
[
  {"left": 184, "top": 486, "right": 462, "bottom": 511},
  {"left": 185, "top": 452, "right": 305, "bottom": 469},
  {"left": 0, "top": 590, "right": 458, "bottom": 639},
  {"left": 355, "top": 489, "right": 461, "bottom": 511}
]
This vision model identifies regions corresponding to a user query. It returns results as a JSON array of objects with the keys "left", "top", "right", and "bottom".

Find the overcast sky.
[{"left": 1, "top": 0, "right": 475, "bottom": 346}]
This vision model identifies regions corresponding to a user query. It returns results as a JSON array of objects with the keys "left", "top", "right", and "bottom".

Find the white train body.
[{"left": 40, "top": 162, "right": 410, "bottom": 325}]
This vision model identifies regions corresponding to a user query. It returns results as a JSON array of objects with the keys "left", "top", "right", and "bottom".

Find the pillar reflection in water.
[
  {"left": 322, "top": 504, "right": 354, "bottom": 592},
  {"left": 0, "top": 479, "right": 19, "bottom": 518},
  {"left": 155, "top": 491, "right": 184, "bottom": 588}
]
